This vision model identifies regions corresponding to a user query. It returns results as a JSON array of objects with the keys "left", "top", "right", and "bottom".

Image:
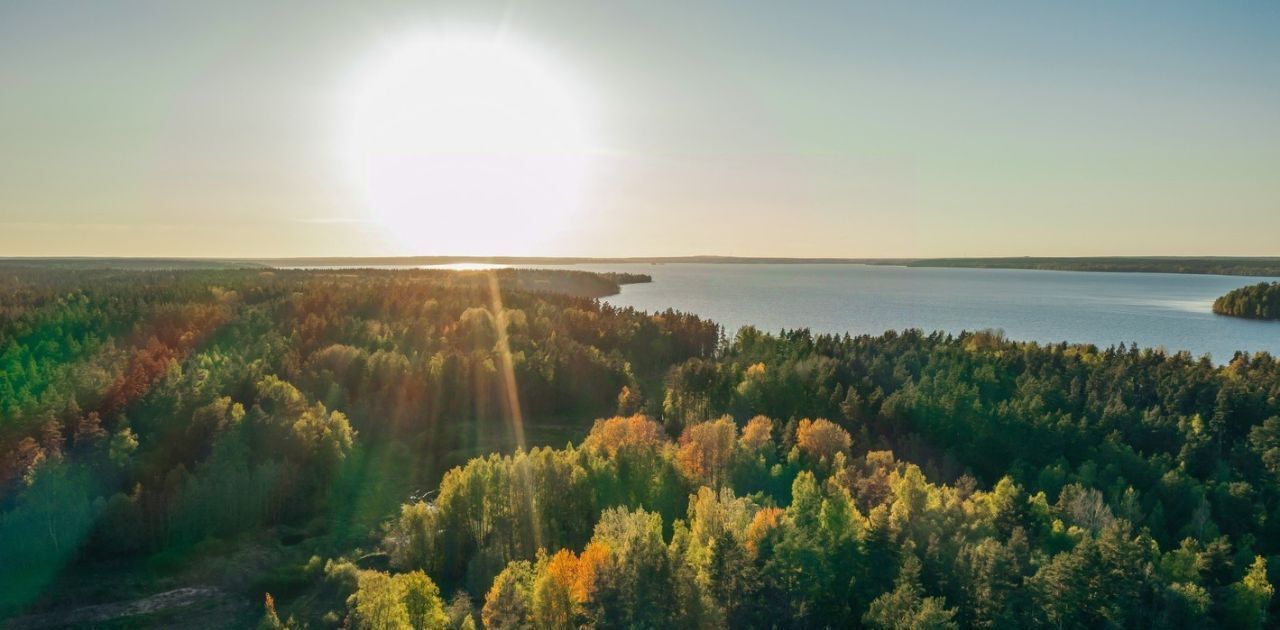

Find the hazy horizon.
[
  {"left": 3, "top": 1, "right": 1278, "bottom": 258},
  {"left": 7, "top": 254, "right": 1280, "bottom": 263}
]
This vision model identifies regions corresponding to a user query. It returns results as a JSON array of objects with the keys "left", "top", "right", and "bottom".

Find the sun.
[{"left": 342, "top": 32, "right": 595, "bottom": 255}]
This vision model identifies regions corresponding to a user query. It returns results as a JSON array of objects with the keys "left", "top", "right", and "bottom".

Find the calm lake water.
[{"left": 562, "top": 263, "right": 1280, "bottom": 362}]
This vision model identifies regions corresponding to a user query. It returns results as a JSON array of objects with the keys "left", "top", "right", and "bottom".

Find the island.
[{"left": 1213, "top": 282, "right": 1280, "bottom": 320}]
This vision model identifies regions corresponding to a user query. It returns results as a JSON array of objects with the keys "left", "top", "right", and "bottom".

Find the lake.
[{"left": 563, "top": 263, "right": 1280, "bottom": 362}]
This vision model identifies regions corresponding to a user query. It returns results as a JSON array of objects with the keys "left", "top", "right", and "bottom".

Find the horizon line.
[{"left": 5, "top": 254, "right": 1280, "bottom": 263}]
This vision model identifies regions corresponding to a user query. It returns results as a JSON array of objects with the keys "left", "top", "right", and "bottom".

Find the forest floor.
[
  {"left": 5, "top": 586, "right": 249, "bottom": 629},
  {"left": 7, "top": 534, "right": 297, "bottom": 629}
]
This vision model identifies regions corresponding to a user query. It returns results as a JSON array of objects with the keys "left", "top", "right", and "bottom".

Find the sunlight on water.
[{"left": 419, "top": 262, "right": 513, "bottom": 271}]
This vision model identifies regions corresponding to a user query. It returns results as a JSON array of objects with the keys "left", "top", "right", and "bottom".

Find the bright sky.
[{"left": 2, "top": 1, "right": 1278, "bottom": 258}]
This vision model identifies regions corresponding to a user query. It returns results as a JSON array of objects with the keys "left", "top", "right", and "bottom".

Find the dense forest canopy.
[
  {"left": 0, "top": 267, "right": 715, "bottom": 625},
  {"left": 2, "top": 267, "right": 1279, "bottom": 628},
  {"left": 1214, "top": 282, "right": 1280, "bottom": 320}
]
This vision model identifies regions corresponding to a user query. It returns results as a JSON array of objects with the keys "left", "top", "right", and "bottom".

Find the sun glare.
[{"left": 342, "top": 32, "right": 594, "bottom": 254}]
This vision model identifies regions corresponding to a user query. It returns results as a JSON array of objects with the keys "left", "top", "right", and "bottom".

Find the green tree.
[
  {"left": 350, "top": 571, "right": 410, "bottom": 629},
  {"left": 586, "top": 507, "right": 678, "bottom": 628},
  {"left": 1223, "top": 556, "right": 1273, "bottom": 630},
  {"left": 863, "top": 555, "right": 959, "bottom": 630},
  {"left": 482, "top": 561, "right": 535, "bottom": 629},
  {"left": 400, "top": 571, "right": 449, "bottom": 629},
  {"left": 707, "top": 529, "right": 762, "bottom": 627}
]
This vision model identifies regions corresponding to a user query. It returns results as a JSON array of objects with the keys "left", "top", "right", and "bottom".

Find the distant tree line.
[
  {"left": 904, "top": 257, "right": 1280, "bottom": 277},
  {"left": 3, "top": 267, "right": 1280, "bottom": 628}
]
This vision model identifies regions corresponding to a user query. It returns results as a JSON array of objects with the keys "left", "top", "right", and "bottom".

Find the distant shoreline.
[
  {"left": 891, "top": 256, "right": 1280, "bottom": 278},
  {"left": 3, "top": 255, "right": 1280, "bottom": 277},
  {"left": 246, "top": 255, "right": 910, "bottom": 266}
]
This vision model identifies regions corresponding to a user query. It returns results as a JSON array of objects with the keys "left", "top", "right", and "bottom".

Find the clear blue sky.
[{"left": 1, "top": 1, "right": 1277, "bottom": 257}]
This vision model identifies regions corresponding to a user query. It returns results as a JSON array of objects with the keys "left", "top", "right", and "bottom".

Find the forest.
[
  {"left": 1214, "top": 283, "right": 1280, "bottom": 320},
  {"left": 2, "top": 267, "right": 1278, "bottom": 628}
]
